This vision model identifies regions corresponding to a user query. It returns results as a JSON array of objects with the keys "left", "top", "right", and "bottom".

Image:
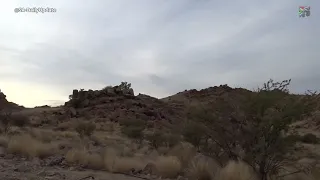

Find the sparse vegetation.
[
  {"left": 10, "top": 114, "right": 29, "bottom": 127},
  {"left": 153, "top": 156, "right": 182, "bottom": 178},
  {"left": 121, "top": 126, "right": 144, "bottom": 142},
  {"left": 120, "top": 118, "right": 145, "bottom": 143},
  {"left": 75, "top": 121, "right": 96, "bottom": 139},
  {"left": 185, "top": 156, "right": 219, "bottom": 180},
  {"left": 182, "top": 121, "right": 207, "bottom": 150},
  {"left": 0, "top": 110, "right": 29, "bottom": 134},
  {"left": 145, "top": 130, "right": 166, "bottom": 149},
  {"left": 7, "top": 135, "right": 57, "bottom": 159}
]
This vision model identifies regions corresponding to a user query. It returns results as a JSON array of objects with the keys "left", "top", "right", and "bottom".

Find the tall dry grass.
[
  {"left": 7, "top": 135, "right": 57, "bottom": 158},
  {"left": 153, "top": 156, "right": 182, "bottom": 178},
  {"left": 186, "top": 155, "right": 220, "bottom": 180}
]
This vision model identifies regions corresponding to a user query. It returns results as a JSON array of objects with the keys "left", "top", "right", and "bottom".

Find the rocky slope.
[{"left": 0, "top": 90, "right": 24, "bottom": 111}]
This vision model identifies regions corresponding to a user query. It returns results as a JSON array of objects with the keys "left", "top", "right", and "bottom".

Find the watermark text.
[{"left": 14, "top": 7, "right": 57, "bottom": 13}]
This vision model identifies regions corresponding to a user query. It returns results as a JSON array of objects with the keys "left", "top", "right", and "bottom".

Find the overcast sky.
[{"left": 0, "top": 0, "right": 318, "bottom": 107}]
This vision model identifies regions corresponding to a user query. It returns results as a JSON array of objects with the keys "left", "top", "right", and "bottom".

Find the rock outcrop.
[
  {"left": 0, "top": 90, "right": 24, "bottom": 111},
  {"left": 62, "top": 85, "right": 180, "bottom": 127}
]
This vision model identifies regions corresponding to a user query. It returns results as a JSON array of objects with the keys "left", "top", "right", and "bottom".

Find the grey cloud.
[{"left": 0, "top": 0, "right": 319, "bottom": 106}]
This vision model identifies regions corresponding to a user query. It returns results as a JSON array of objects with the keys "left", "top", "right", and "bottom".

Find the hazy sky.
[{"left": 0, "top": 0, "right": 318, "bottom": 107}]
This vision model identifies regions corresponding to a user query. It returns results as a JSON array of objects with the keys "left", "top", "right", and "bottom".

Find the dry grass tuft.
[
  {"left": 167, "top": 142, "right": 196, "bottom": 167},
  {"left": 29, "top": 128, "right": 54, "bottom": 143},
  {"left": 58, "top": 131, "right": 77, "bottom": 139},
  {"left": 215, "top": 160, "right": 258, "bottom": 180},
  {"left": 65, "top": 148, "right": 105, "bottom": 170},
  {"left": 55, "top": 121, "right": 73, "bottom": 131},
  {"left": 7, "top": 135, "right": 57, "bottom": 158},
  {"left": 112, "top": 157, "right": 145, "bottom": 173},
  {"left": 103, "top": 147, "right": 145, "bottom": 173},
  {"left": 153, "top": 156, "right": 182, "bottom": 178},
  {"left": 0, "top": 135, "right": 9, "bottom": 147},
  {"left": 186, "top": 156, "right": 220, "bottom": 180}
]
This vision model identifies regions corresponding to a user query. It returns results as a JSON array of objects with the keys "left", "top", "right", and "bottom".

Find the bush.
[
  {"left": 301, "top": 133, "right": 318, "bottom": 144},
  {"left": 75, "top": 121, "right": 96, "bottom": 138},
  {"left": 187, "top": 79, "right": 319, "bottom": 180},
  {"left": 182, "top": 122, "right": 207, "bottom": 150},
  {"left": 0, "top": 111, "right": 29, "bottom": 133},
  {"left": 145, "top": 130, "right": 165, "bottom": 149},
  {"left": 119, "top": 82, "right": 131, "bottom": 91},
  {"left": 121, "top": 126, "right": 144, "bottom": 141},
  {"left": 119, "top": 118, "right": 145, "bottom": 143},
  {"left": 10, "top": 114, "right": 29, "bottom": 127}
]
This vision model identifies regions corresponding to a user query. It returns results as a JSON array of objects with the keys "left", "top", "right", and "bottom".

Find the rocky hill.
[{"left": 60, "top": 84, "right": 184, "bottom": 128}]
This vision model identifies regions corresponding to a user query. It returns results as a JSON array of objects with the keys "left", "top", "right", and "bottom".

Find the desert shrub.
[
  {"left": 215, "top": 160, "right": 258, "bottom": 180},
  {"left": 301, "top": 133, "right": 318, "bottom": 144},
  {"left": 65, "top": 148, "right": 105, "bottom": 170},
  {"left": 10, "top": 114, "right": 29, "bottom": 127},
  {"left": 145, "top": 130, "right": 166, "bottom": 149},
  {"left": 103, "top": 147, "right": 146, "bottom": 173},
  {"left": 0, "top": 111, "right": 29, "bottom": 134},
  {"left": 167, "top": 142, "right": 197, "bottom": 167},
  {"left": 154, "top": 156, "right": 182, "bottom": 178},
  {"left": 182, "top": 121, "right": 207, "bottom": 150},
  {"left": 102, "top": 85, "right": 113, "bottom": 91},
  {"left": 119, "top": 82, "right": 131, "bottom": 91},
  {"left": 75, "top": 121, "right": 96, "bottom": 138},
  {"left": 188, "top": 79, "right": 319, "bottom": 180},
  {"left": 121, "top": 126, "right": 144, "bottom": 142},
  {"left": 119, "top": 118, "right": 145, "bottom": 143},
  {"left": 185, "top": 156, "right": 220, "bottom": 180}
]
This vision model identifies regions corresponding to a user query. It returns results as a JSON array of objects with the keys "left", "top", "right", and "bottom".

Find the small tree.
[{"left": 189, "top": 79, "right": 319, "bottom": 180}]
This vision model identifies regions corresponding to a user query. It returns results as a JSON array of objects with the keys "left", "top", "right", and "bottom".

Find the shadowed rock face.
[{"left": 0, "top": 90, "right": 24, "bottom": 111}]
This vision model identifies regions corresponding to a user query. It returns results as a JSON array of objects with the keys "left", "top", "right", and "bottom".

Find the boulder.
[{"left": 72, "top": 89, "right": 79, "bottom": 99}]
